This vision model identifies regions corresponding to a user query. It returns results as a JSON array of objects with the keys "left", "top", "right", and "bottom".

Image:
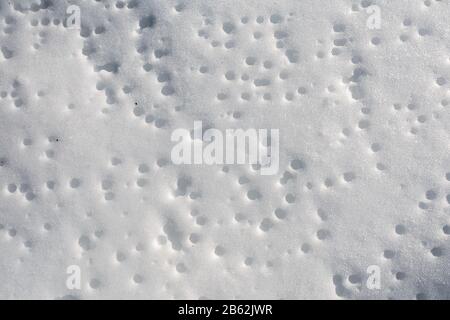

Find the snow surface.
[{"left": 0, "top": 0, "right": 449, "bottom": 299}]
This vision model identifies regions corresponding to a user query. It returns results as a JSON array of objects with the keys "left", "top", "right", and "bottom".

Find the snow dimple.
[
  {"left": 1, "top": 46, "right": 14, "bottom": 59},
  {"left": 0, "top": 0, "right": 449, "bottom": 300}
]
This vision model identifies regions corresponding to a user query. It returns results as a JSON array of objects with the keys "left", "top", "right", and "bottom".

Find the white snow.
[{"left": 0, "top": 0, "right": 449, "bottom": 299}]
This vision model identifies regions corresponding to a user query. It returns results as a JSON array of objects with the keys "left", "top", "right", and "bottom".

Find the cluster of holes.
[
  {"left": 196, "top": 14, "right": 312, "bottom": 103},
  {"left": 0, "top": 81, "right": 27, "bottom": 107}
]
